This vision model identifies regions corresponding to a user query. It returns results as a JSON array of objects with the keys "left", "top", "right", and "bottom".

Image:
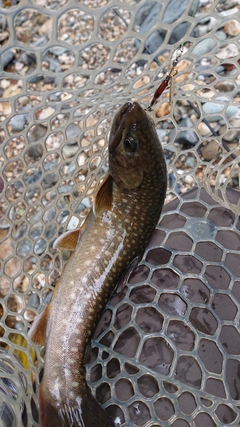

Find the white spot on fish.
[
  {"left": 84, "top": 259, "right": 92, "bottom": 267},
  {"left": 71, "top": 347, "right": 78, "bottom": 352},
  {"left": 85, "top": 293, "right": 91, "bottom": 299},
  {"left": 99, "top": 238, "right": 105, "bottom": 245},
  {"left": 82, "top": 276, "right": 87, "bottom": 284},
  {"left": 72, "top": 381, "right": 78, "bottom": 388},
  {"left": 90, "top": 245, "right": 96, "bottom": 251},
  {"left": 68, "top": 359, "right": 75, "bottom": 365},
  {"left": 70, "top": 281, "right": 74, "bottom": 285},
  {"left": 69, "top": 391, "right": 75, "bottom": 399},
  {"left": 76, "top": 268, "right": 80, "bottom": 273},
  {"left": 52, "top": 379, "right": 61, "bottom": 401},
  {"left": 55, "top": 348, "right": 62, "bottom": 356},
  {"left": 70, "top": 293, "right": 76, "bottom": 299}
]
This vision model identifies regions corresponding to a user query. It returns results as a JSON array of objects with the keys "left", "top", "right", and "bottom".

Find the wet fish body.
[{"left": 29, "top": 102, "right": 167, "bottom": 426}]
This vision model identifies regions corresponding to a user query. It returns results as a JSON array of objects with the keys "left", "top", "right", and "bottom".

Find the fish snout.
[
  {"left": 109, "top": 102, "right": 132, "bottom": 153},
  {"left": 109, "top": 102, "right": 143, "bottom": 154},
  {"left": 120, "top": 101, "right": 133, "bottom": 118}
]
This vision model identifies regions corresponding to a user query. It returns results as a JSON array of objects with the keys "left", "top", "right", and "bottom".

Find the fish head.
[{"left": 109, "top": 102, "right": 162, "bottom": 189}]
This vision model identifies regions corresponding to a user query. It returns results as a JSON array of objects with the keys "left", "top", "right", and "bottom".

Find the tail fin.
[{"left": 39, "top": 381, "right": 114, "bottom": 427}]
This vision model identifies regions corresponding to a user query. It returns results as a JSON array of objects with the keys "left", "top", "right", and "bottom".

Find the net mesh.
[
  {"left": 0, "top": 0, "right": 239, "bottom": 426},
  {"left": 87, "top": 187, "right": 240, "bottom": 427}
]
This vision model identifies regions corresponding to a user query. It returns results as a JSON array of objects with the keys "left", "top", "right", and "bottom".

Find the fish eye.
[{"left": 124, "top": 137, "right": 138, "bottom": 153}]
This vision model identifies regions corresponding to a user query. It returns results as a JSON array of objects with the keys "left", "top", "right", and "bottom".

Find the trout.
[{"left": 29, "top": 102, "right": 167, "bottom": 426}]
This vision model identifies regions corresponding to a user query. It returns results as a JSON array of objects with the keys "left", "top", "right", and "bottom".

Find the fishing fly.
[{"left": 147, "top": 44, "right": 184, "bottom": 110}]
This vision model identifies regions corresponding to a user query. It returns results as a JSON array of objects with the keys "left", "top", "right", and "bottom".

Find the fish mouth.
[{"left": 109, "top": 102, "right": 133, "bottom": 153}]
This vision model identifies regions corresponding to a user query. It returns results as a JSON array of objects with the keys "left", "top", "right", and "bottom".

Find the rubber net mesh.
[{"left": 0, "top": 0, "right": 240, "bottom": 426}]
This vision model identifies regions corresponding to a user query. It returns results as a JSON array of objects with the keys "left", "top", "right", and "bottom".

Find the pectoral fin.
[
  {"left": 93, "top": 175, "right": 113, "bottom": 217},
  {"left": 28, "top": 305, "right": 49, "bottom": 346}
]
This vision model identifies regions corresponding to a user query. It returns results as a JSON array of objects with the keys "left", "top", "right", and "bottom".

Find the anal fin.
[
  {"left": 39, "top": 379, "right": 115, "bottom": 427},
  {"left": 53, "top": 219, "right": 87, "bottom": 251},
  {"left": 28, "top": 305, "right": 49, "bottom": 346}
]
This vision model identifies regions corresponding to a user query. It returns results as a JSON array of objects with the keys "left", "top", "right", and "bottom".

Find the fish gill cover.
[{"left": 0, "top": 0, "right": 240, "bottom": 426}]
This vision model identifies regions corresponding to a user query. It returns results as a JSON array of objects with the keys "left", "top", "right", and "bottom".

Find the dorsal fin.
[
  {"left": 53, "top": 223, "right": 85, "bottom": 251},
  {"left": 93, "top": 175, "right": 113, "bottom": 217}
]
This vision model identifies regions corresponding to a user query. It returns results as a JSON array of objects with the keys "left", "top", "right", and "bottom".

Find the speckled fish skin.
[{"left": 34, "top": 102, "right": 167, "bottom": 426}]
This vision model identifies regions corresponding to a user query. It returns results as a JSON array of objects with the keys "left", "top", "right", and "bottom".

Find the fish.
[{"left": 29, "top": 101, "right": 167, "bottom": 427}]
